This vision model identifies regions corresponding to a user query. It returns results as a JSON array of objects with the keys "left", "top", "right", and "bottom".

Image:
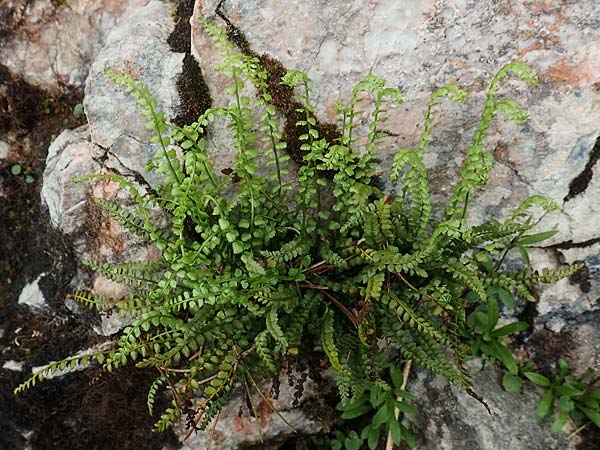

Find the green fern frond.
[
  {"left": 381, "top": 293, "right": 450, "bottom": 344},
  {"left": 70, "top": 290, "right": 112, "bottom": 312},
  {"left": 255, "top": 330, "right": 277, "bottom": 372},
  {"left": 93, "top": 197, "right": 174, "bottom": 244},
  {"left": 82, "top": 260, "right": 163, "bottom": 291},
  {"left": 266, "top": 307, "right": 289, "bottom": 352},
  {"left": 446, "top": 61, "right": 539, "bottom": 220},
  {"left": 147, "top": 375, "right": 166, "bottom": 416},
  {"left": 322, "top": 308, "right": 352, "bottom": 377}
]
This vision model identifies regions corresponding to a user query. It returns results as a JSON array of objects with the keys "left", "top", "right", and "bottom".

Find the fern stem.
[
  {"left": 395, "top": 272, "right": 438, "bottom": 305},
  {"left": 243, "top": 362, "right": 298, "bottom": 433},
  {"left": 206, "top": 409, "right": 222, "bottom": 450},
  {"left": 148, "top": 105, "right": 181, "bottom": 185},
  {"left": 320, "top": 290, "right": 359, "bottom": 328},
  {"left": 243, "top": 378, "right": 264, "bottom": 442}
]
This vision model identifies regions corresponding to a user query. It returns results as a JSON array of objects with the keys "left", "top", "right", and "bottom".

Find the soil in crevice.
[{"left": 0, "top": 59, "right": 177, "bottom": 450}]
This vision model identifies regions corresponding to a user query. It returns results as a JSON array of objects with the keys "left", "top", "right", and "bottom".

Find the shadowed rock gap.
[{"left": 564, "top": 136, "right": 599, "bottom": 202}]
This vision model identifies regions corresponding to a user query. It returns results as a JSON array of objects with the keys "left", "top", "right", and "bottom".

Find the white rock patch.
[{"left": 18, "top": 273, "right": 47, "bottom": 310}]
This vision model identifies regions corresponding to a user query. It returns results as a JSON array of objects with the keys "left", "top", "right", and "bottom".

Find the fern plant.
[{"left": 16, "top": 16, "right": 583, "bottom": 444}]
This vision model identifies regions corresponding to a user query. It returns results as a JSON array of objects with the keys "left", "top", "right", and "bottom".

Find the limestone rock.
[
  {"left": 406, "top": 360, "right": 577, "bottom": 450},
  {"left": 41, "top": 125, "right": 102, "bottom": 246},
  {"left": 84, "top": 0, "right": 184, "bottom": 188},
  {"left": 192, "top": 0, "right": 600, "bottom": 242},
  {"left": 17, "top": 272, "right": 47, "bottom": 310},
  {"left": 178, "top": 371, "right": 333, "bottom": 450},
  {"left": 0, "top": 0, "right": 152, "bottom": 90}
]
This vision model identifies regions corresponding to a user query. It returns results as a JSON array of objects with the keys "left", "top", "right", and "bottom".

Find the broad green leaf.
[
  {"left": 554, "top": 385, "right": 583, "bottom": 397},
  {"left": 536, "top": 390, "right": 555, "bottom": 419},
  {"left": 518, "top": 230, "right": 558, "bottom": 246},
  {"left": 579, "top": 406, "right": 600, "bottom": 428},
  {"left": 486, "top": 297, "right": 499, "bottom": 331},
  {"left": 401, "top": 424, "right": 417, "bottom": 448},
  {"left": 550, "top": 412, "right": 569, "bottom": 433},
  {"left": 395, "top": 401, "right": 418, "bottom": 415},
  {"left": 361, "top": 424, "right": 381, "bottom": 450},
  {"left": 372, "top": 401, "right": 390, "bottom": 429},
  {"left": 389, "top": 419, "right": 402, "bottom": 444},
  {"left": 559, "top": 395, "right": 575, "bottom": 413},
  {"left": 490, "top": 340, "right": 518, "bottom": 375},
  {"left": 502, "top": 372, "right": 523, "bottom": 393},
  {"left": 558, "top": 358, "right": 569, "bottom": 376},
  {"left": 491, "top": 321, "right": 528, "bottom": 337},
  {"left": 390, "top": 367, "right": 404, "bottom": 388},
  {"left": 497, "top": 287, "right": 515, "bottom": 309},
  {"left": 344, "top": 431, "right": 362, "bottom": 450},
  {"left": 525, "top": 372, "right": 552, "bottom": 388},
  {"left": 339, "top": 401, "right": 371, "bottom": 420}
]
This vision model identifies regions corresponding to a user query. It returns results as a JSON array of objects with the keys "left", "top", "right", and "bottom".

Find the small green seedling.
[
  {"left": 525, "top": 358, "right": 600, "bottom": 433},
  {"left": 467, "top": 287, "right": 528, "bottom": 379},
  {"left": 332, "top": 365, "right": 417, "bottom": 449}
]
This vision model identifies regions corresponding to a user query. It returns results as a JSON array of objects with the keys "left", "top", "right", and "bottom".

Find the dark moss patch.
[
  {"left": 6, "top": 366, "right": 179, "bottom": 450},
  {"left": 168, "top": 0, "right": 213, "bottom": 128},
  {"left": 167, "top": 0, "right": 194, "bottom": 53},
  {"left": 0, "top": 65, "right": 46, "bottom": 133},
  {"left": 525, "top": 328, "right": 575, "bottom": 375},
  {"left": 173, "top": 53, "right": 212, "bottom": 127},
  {"left": 568, "top": 261, "right": 591, "bottom": 293},
  {"left": 564, "top": 136, "right": 599, "bottom": 202}
]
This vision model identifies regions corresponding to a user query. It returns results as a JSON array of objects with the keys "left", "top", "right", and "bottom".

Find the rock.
[
  {"left": 0, "top": 140, "right": 9, "bottom": 160},
  {"left": 27, "top": 1, "right": 600, "bottom": 448},
  {"left": 406, "top": 360, "right": 576, "bottom": 450},
  {"left": 192, "top": 0, "right": 600, "bottom": 243},
  {"left": 2, "top": 360, "right": 24, "bottom": 372},
  {"left": 84, "top": 0, "right": 185, "bottom": 188},
  {"left": 187, "top": 4, "right": 600, "bottom": 447},
  {"left": 41, "top": 125, "right": 102, "bottom": 248},
  {"left": 178, "top": 370, "right": 333, "bottom": 450},
  {"left": 17, "top": 272, "right": 47, "bottom": 310},
  {"left": 0, "top": 0, "right": 152, "bottom": 90},
  {"left": 42, "top": 0, "right": 183, "bottom": 311}
]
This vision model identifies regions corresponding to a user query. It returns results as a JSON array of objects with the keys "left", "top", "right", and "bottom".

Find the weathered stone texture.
[
  {"left": 407, "top": 360, "right": 576, "bottom": 450},
  {"left": 0, "top": 0, "right": 151, "bottom": 89},
  {"left": 26, "top": 0, "right": 600, "bottom": 448}
]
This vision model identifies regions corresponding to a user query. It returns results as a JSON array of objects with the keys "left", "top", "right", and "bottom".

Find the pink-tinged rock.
[
  {"left": 178, "top": 370, "right": 333, "bottom": 450},
  {"left": 41, "top": 125, "right": 103, "bottom": 243},
  {"left": 0, "top": 0, "right": 151, "bottom": 90},
  {"left": 191, "top": 0, "right": 600, "bottom": 243}
]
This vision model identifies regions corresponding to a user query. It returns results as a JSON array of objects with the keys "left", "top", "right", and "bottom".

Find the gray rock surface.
[
  {"left": 193, "top": 0, "right": 600, "bottom": 242},
  {"left": 17, "top": 272, "right": 47, "bottom": 310},
  {"left": 178, "top": 371, "right": 332, "bottom": 450},
  {"left": 0, "top": 0, "right": 151, "bottom": 90},
  {"left": 84, "top": 0, "right": 184, "bottom": 188},
  {"left": 30, "top": 0, "right": 600, "bottom": 449},
  {"left": 406, "top": 360, "right": 576, "bottom": 450},
  {"left": 41, "top": 125, "right": 102, "bottom": 243},
  {"left": 187, "top": 2, "right": 600, "bottom": 447},
  {"left": 41, "top": 0, "right": 181, "bottom": 333}
]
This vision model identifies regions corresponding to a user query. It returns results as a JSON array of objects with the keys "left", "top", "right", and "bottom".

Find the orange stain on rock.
[{"left": 542, "top": 53, "right": 597, "bottom": 87}]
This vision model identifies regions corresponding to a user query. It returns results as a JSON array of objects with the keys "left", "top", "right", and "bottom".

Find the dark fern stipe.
[{"left": 15, "top": 15, "right": 584, "bottom": 449}]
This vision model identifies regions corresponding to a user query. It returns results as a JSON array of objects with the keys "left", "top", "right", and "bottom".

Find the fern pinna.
[{"left": 16, "top": 16, "right": 582, "bottom": 443}]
